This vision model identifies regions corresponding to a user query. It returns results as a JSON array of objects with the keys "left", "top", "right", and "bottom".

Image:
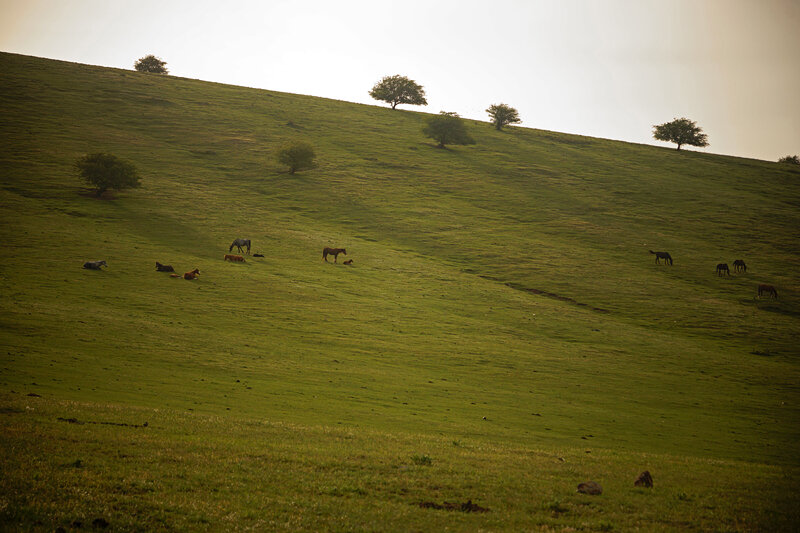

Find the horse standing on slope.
[
  {"left": 757, "top": 284, "right": 777, "bottom": 299},
  {"left": 716, "top": 263, "right": 730, "bottom": 276},
  {"left": 323, "top": 247, "right": 346, "bottom": 263},
  {"left": 229, "top": 239, "right": 251, "bottom": 255},
  {"left": 733, "top": 259, "right": 747, "bottom": 273},
  {"left": 649, "top": 250, "right": 673, "bottom": 265}
]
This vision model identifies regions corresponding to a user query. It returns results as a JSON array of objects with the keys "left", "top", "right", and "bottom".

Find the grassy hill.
[{"left": 1, "top": 51, "right": 798, "bottom": 531}]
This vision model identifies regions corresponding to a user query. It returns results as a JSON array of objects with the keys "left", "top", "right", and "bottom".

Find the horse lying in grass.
[
  {"left": 183, "top": 268, "right": 200, "bottom": 280},
  {"left": 224, "top": 254, "right": 245, "bottom": 262},
  {"left": 323, "top": 247, "right": 346, "bottom": 263},
  {"left": 716, "top": 263, "right": 730, "bottom": 276},
  {"left": 83, "top": 260, "right": 107, "bottom": 270},
  {"left": 758, "top": 284, "right": 777, "bottom": 299},
  {"left": 155, "top": 261, "right": 174, "bottom": 272},
  {"left": 649, "top": 250, "right": 673, "bottom": 265}
]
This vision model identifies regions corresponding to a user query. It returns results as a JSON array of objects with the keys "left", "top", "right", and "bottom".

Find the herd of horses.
[
  {"left": 650, "top": 251, "right": 778, "bottom": 299},
  {"left": 85, "top": 241, "right": 777, "bottom": 298}
]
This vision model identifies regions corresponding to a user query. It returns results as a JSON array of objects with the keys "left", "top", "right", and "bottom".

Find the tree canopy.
[
  {"left": 369, "top": 75, "right": 427, "bottom": 109},
  {"left": 134, "top": 55, "right": 168, "bottom": 74},
  {"left": 422, "top": 112, "right": 475, "bottom": 149},
  {"left": 652, "top": 117, "right": 709, "bottom": 151},
  {"left": 276, "top": 140, "right": 316, "bottom": 174},
  {"left": 75, "top": 153, "right": 141, "bottom": 197},
  {"left": 486, "top": 103, "right": 521, "bottom": 130},
  {"left": 778, "top": 155, "right": 799, "bottom": 165}
]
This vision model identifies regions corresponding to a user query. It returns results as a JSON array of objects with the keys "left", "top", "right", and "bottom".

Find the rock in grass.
[
  {"left": 635, "top": 470, "right": 654, "bottom": 488},
  {"left": 577, "top": 481, "right": 603, "bottom": 495}
]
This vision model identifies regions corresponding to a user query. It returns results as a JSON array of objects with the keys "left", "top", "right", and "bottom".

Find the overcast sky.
[{"left": 2, "top": 0, "right": 798, "bottom": 161}]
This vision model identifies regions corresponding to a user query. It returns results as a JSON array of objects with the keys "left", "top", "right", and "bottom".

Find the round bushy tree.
[
  {"left": 276, "top": 141, "right": 316, "bottom": 174},
  {"left": 486, "top": 103, "right": 521, "bottom": 130},
  {"left": 369, "top": 75, "right": 427, "bottom": 110},
  {"left": 75, "top": 153, "right": 141, "bottom": 197},
  {"left": 652, "top": 117, "right": 709, "bottom": 151},
  {"left": 422, "top": 112, "right": 475, "bottom": 149},
  {"left": 778, "top": 155, "right": 799, "bottom": 165},
  {"left": 134, "top": 55, "right": 168, "bottom": 74}
]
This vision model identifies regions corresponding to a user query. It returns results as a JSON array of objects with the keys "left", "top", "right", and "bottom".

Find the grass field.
[{"left": 1, "top": 51, "right": 799, "bottom": 531}]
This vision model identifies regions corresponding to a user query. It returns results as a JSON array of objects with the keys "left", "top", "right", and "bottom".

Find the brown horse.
[
  {"left": 649, "top": 250, "right": 673, "bottom": 265},
  {"left": 323, "top": 247, "right": 346, "bottom": 263},
  {"left": 224, "top": 254, "right": 245, "bottom": 262},
  {"left": 758, "top": 284, "right": 777, "bottom": 298},
  {"left": 342, "top": 259, "right": 353, "bottom": 265},
  {"left": 716, "top": 263, "right": 730, "bottom": 276},
  {"left": 184, "top": 268, "right": 200, "bottom": 280},
  {"left": 733, "top": 259, "right": 747, "bottom": 273}
]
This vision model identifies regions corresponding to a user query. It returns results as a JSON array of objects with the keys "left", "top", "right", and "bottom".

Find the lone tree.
[
  {"left": 652, "top": 117, "right": 709, "bottom": 151},
  {"left": 778, "top": 155, "right": 799, "bottom": 165},
  {"left": 422, "top": 112, "right": 475, "bottom": 149},
  {"left": 134, "top": 55, "right": 168, "bottom": 74},
  {"left": 276, "top": 140, "right": 316, "bottom": 174},
  {"left": 369, "top": 75, "right": 427, "bottom": 109},
  {"left": 75, "top": 153, "right": 141, "bottom": 197},
  {"left": 486, "top": 103, "right": 521, "bottom": 130}
]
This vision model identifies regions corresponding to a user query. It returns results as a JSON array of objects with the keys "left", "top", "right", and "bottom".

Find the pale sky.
[{"left": 1, "top": 0, "right": 799, "bottom": 161}]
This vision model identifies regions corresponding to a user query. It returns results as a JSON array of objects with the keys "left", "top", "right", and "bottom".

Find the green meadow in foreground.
[{"left": 1, "top": 52, "right": 798, "bottom": 530}]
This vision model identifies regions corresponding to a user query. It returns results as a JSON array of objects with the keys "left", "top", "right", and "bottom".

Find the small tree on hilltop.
[
  {"left": 75, "top": 153, "right": 141, "bottom": 197},
  {"left": 369, "top": 75, "right": 427, "bottom": 110},
  {"left": 134, "top": 55, "right": 168, "bottom": 74},
  {"left": 652, "top": 117, "right": 709, "bottom": 151},
  {"left": 276, "top": 140, "right": 316, "bottom": 174},
  {"left": 422, "top": 112, "right": 476, "bottom": 149},
  {"left": 778, "top": 155, "right": 799, "bottom": 165},
  {"left": 486, "top": 103, "right": 521, "bottom": 130}
]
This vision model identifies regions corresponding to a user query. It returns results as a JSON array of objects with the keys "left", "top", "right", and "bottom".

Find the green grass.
[{"left": 1, "top": 51, "right": 799, "bottom": 530}]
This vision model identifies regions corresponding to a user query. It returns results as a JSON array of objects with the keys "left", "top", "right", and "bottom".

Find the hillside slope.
[{"left": 1, "top": 51, "right": 799, "bottom": 467}]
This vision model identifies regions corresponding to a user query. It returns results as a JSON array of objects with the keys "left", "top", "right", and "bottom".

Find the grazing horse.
[
  {"left": 224, "top": 254, "right": 245, "bottom": 262},
  {"left": 716, "top": 263, "right": 730, "bottom": 276},
  {"left": 649, "top": 250, "right": 673, "bottom": 265},
  {"left": 184, "top": 268, "right": 200, "bottom": 280},
  {"left": 83, "top": 260, "right": 107, "bottom": 270},
  {"left": 155, "top": 261, "right": 174, "bottom": 272},
  {"left": 733, "top": 259, "right": 747, "bottom": 273},
  {"left": 323, "top": 247, "right": 346, "bottom": 263},
  {"left": 758, "top": 284, "right": 778, "bottom": 299},
  {"left": 229, "top": 238, "right": 251, "bottom": 255}
]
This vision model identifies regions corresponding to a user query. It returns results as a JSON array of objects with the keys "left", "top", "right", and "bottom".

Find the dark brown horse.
[
  {"left": 758, "top": 284, "right": 777, "bottom": 299},
  {"left": 323, "top": 247, "right": 346, "bottom": 263},
  {"left": 155, "top": 261, "right": 174, "bottom": 272},
  {"left": 733, "top": 259, "right": 747, "bottom": 273},
  {"left": 649, "top": 250, "right": 673, "bottom": 265},
  {"left": 184, "top": 268, "right": 200, "bottom": 280},
  {"left": 716, "top": 263, "right": 730, "bottom": 276}
]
